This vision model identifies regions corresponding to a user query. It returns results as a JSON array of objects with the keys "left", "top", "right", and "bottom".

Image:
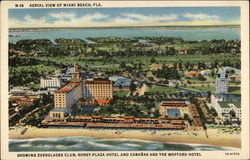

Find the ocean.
[
  {"left": 9, "top": 26, "right": 240, "bottom": 43},
  {"left": 9, "top": 136, "right": 237, "bottom": 151}
]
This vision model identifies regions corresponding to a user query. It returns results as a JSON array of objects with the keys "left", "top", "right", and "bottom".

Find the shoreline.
[
  {"left": 9, "top": 127, "right": 241, "bottom": 148},
  {"left": 9, "top": 25, "right": 240, "bottom": 30}
]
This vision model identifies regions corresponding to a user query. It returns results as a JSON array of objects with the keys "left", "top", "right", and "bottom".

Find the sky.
[{"left": 9, "top": 7, "right": 240, "bottom": 28}]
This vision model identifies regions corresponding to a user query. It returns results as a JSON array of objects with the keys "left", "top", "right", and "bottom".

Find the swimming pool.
[{"left": 167, "top": 109, "right": 181, "bottom": 117}]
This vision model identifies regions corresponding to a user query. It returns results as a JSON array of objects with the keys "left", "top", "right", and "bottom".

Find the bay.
[{"left": 9, "top": 26, "right": 240, "bottom": 43}]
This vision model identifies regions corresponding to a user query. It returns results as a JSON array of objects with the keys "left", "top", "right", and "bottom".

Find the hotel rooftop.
[
  {"left": 218, "top": 102, "right": 241, "bottom": 108},
  {"left": 57, "top": 82, "right": 80, "bottom": 93},
  {"left": 114, "top": 78, "right": 132, "bottom": 87},
  {"left": 161, "top": 101, "right": 187, "bottom": 107},
  {"left": 85, "top": 79, "right": 112, "bottom": 84}
]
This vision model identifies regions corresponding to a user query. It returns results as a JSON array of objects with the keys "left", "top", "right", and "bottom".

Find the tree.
[
  {"left": 210, "top": 107, "right": 218, "bottom": 117},
  {"left": 148, "top": 77, "right": 154, "bottom": 82},
  {"left": 119, "top": 61, "right": 126, "bottom": 69},
  {"left": 223, "top": 119, "right": 232, "bottom": 125},
  {"left": 207, "top": 91, "right": 211, "bottom": 102},
  {"left": 145, "top": 102, "right": 155, "bottom": 110},
  {"left": 150, "top": 57, "right": 157, "bottom": 64},
  {"left": 71, "top": 104, "right": 81, "bottom": 116},
  {"left": 178, "top": 62, "right": 183, "bottom": 71},
  {"left": 129, "top": 81, "right": 137, "bottom": 93},
  {"left": 184, "top": 113, "right": 189, "bottom": 120},
  {"left": 198, "top": 74, "right": 206, "bottom": 81}
]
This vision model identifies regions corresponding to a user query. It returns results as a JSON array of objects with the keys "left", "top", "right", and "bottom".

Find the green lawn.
[
  {"left": 228, "top": 86, "right": 241, "bottom": 94},
  {"left": 113, "top": 92, "right": 129, "bottom": 97},
  {"left": 146, "top": 85, "right": 180, "bottom": 93},
  {"left": 188, "top": 81, "right": 212, "bottom": 84},
  {"left": 36, "top": 54, "right": 240, "bottom": 66},
  {"left": 28, "top": 83, "right": 40, "bottom": 90},
  {"left": 187, "top": 77, "right": 214, "bottom": 84},
  {"left": 10, "top": 65, "right": 58, "bottom": 74},
  {"left": 185, "top": 86, "right": 216, "bottom": 92},
  {"left": 36, "top": 56, "right": 120, "bottom": 70}
]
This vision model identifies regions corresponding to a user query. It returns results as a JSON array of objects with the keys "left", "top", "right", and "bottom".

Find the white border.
[{"left": 1, "top": 1, "right": 249, "bottom": 160}]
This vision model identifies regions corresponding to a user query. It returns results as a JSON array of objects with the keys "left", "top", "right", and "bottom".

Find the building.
[
  {"left": 49, "top": 64, "right": 113, "bottom": 120},
  {"left": 200, "top": 70, "right": 212, "bottom": 75},
  {"left": 9, "top": 86, "right": 34, "bottom": 95},
  {"left": 158, "top": 101, "right": 203, "bottom": 130},
  {"left": 40, "top": 75, "right": 63, "bottom": 89},
  {"left": 49, "top": 63, "right": 82, "bottom": 120},
  {"left": 49, "top": 108, "right": 67, "bottom": 120},
  {"left": 159, "top": 101, "right": 187, "bottom": 118},
  {"left": 71, "top": 63, "right": 81, "bottom": 83},
  {"left": 211, "top": 93, "right": 241, "bottom": 102},
  {"left": 230, "top": 103, "right": 241, "bottom": 120},
  {"left": 222, "top": 66, "right": 241, "bottom": 75},
  {"left": 215, "top": 71, "right": 228, "bottom": 94},
  {"left": 211, "top": 94, "right": 241, "bottom": 122},
  {"left": 113, "top": 78, "right": 132, "bottom": 92},
  {"left": 9, "top": 95, "right": 40, "bottom": 107},
  {"left": 185, "top": 72, "right": 200, "bottom": 77},
  {"left": 216, "top": 102, "right": 241, "bottom": 121},
  {"left": 9, "top": 95, "right": 40, "bottom": 116},
  {"left": 108, "top": 75, "right": 125, "bottom": 82},
  {"left": 66, "top": 66, "right": 74, "bottom": 75},
  {"left": 50, "top": 82, "right": 82, "bottom": 120},
  {"left": 54, "top": 82, "right": 82, "bottom": 109},
  {"left": 83, "top": 79, "right": 113, "bottom": 100}
]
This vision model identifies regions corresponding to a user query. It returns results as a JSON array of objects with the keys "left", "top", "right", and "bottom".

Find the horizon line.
[{"left": 9, "top": 24, "right": 240, "bottom": 30}]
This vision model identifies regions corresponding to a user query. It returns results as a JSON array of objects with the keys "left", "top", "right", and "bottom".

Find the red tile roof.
[
  {"left": 86, "top": 80, "right": 112, "bottom": 84},
  {"left": 91, "top": 116, "right": 102, "bottom": 119},
  {"left": 124, "top": 116, "right": 134, "bottom": 119},
  {"left": 58, "top": 82, "right": 80, "bottom": 93},
  {"left": 186, "top": 72, "right": 200, "bottom": 76},
  {"left": 96, "top": 99, "right": 110, "bottom": 104}
]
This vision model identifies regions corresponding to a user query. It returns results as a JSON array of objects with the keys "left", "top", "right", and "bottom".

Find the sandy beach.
[{"left": 9, "top": 127, "right": 241, "bottom": 148}]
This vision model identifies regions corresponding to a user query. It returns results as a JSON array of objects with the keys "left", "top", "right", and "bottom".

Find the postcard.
[{"left": 1, "top": 1, "right": 249, "bottom": 160}]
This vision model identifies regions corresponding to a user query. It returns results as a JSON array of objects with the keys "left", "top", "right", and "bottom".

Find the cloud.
[
  {"left": 183, "top": 13, "right": 219, "bottom": 20},
  {"left": 9, "top": 15, "right": 49, "bottom": 27},
  {"left": 9, "top": 11, "right": 238, "bottom": 28},
  {"left": 52, "top": 13, "right": 110, "bottom": 26},
  {"left": 122, "top": 13, "right": 178, "bottom": 22},
  {"left": 9, "top": 12, "right": 179, "bottom": 27},
  {"left": 50, "top": 12, "right": 178, "bottom": 26},
  {"left": 49, "top": 12, "right": 76, "bottom": 19}
]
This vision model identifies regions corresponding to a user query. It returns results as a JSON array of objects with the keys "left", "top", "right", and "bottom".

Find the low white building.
[
  {"left": 222, "top": 67, "right": 241, "bottom": 75},
  {"left": 9, "top": 86, "right": 31, "bottom": 94},
  {"left": 217, "top": 102, "right": 232, "bottom": 121},
  {"left": 108, "top": 75, "right": 125, "bottom": 82},
  {"left": 200, "top": 70, "right": 211, "bottom": 75},
  {"left": 211, "top": 94, "right": 241, "bottom": 122},
  {"left": 230, "top": 103, "right": 241, "bottom": 120},
  {"left": 40, "top": 76, "right": 63, "bottom": 89}
]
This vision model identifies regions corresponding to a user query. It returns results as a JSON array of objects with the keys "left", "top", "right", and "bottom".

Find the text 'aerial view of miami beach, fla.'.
[{"left": 8, "top": 6, "right": 242, "bottom": 153}]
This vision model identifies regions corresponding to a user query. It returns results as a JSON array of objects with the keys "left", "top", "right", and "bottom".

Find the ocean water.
[
  {"left": 9, "top": 27, "right": 240, "bottom": 43},
  {"left": 9, "top": 136, "right": 237, "bottom": 151}
]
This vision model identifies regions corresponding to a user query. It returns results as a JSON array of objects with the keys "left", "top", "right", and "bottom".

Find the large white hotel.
[{"left": 40, "top": 75, "right": 63, "bottom": 89}]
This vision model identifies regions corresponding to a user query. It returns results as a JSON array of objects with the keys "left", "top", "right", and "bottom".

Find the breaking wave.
[{"left": 9, "top": 136, "right": 239, "bottom": 152}]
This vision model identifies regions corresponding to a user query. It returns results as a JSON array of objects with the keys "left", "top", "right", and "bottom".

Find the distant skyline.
[{"left": 9, "top": 7, "right": 240, "bottom": 28}]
